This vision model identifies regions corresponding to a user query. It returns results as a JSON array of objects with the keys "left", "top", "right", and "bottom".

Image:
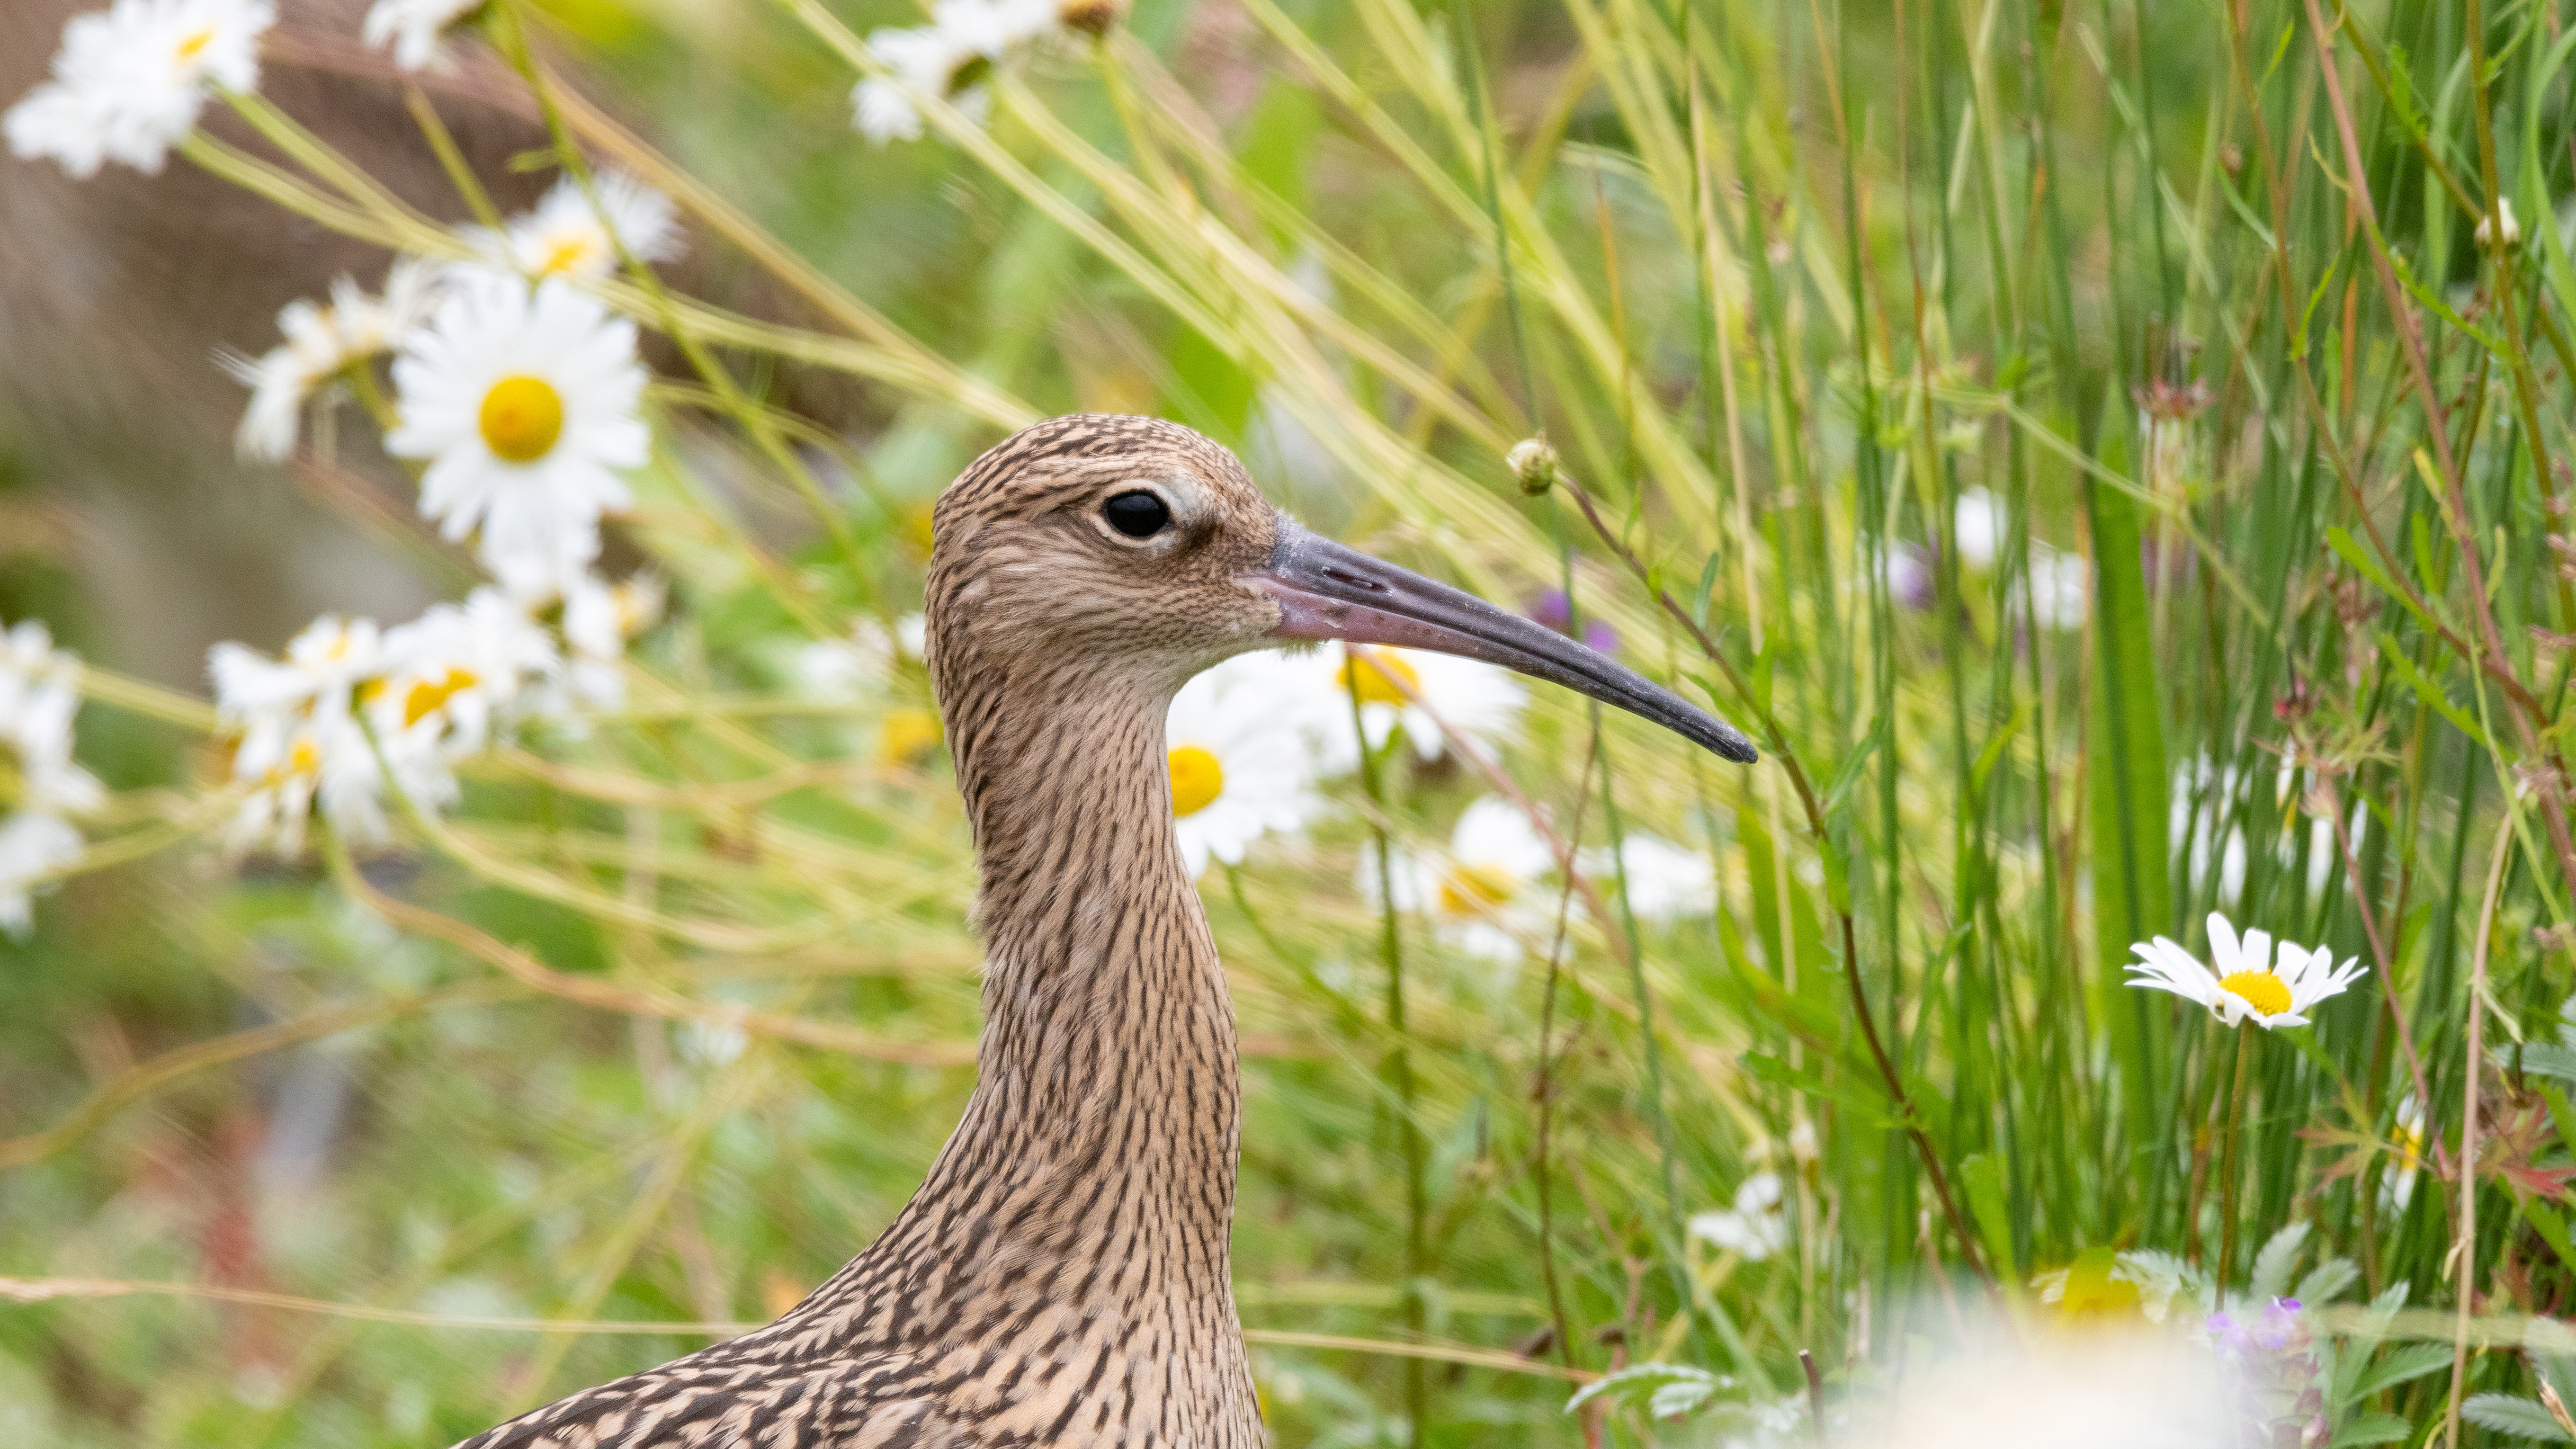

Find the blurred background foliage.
[{"left": 1, "top": 0, "right": 2574, "bottom": 1443}]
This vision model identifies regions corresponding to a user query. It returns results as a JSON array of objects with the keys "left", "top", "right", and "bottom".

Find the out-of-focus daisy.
[
  {"left": 212, "top": 615, "right": 449, "bottom": 856},
  {"left": 4, "top": 0, "right": 274, "bottom": 179},
  {"left": 1320, "top": 642, "right": 1525, "bottom": 766},
  {"left": 361, "top": 0, "right": 482, "bottom": 72},
  {"left": 2020, "top": 549, "right": 2090, "bottom": 631},
  {"left": 1165, "top": 654, "right": 1324, "bottom": 879},
  {"left": 555, "top": 572, "right": 663, "bottom": 712},
  {"left": 1586, "top": 832, "right": 1716, "bottom": 925},
  {"left": 1689, "top": 1172, "right": 1788, "bottom": 1261},
  {"left": 2382, "top": 1096, "right": 2426, "bottom": 1211},
  {"left": 374, "top": 587, "right": 558, "bottom": 757},
  {"left": 222, "top": 259, "right": 446, "bottom": 462},
  {"left": 0, "top": 621, "right": 107, "bottom": 937},
  {"left": 1953, "top": 487, "right": 2004, "bottom": 568},
  {"left": 460, "top": 170, "right": 684, "bottom": 283},
  {"left": 850, "top": 0, "right": 1021, "bottom": 143},
  {"left": 877, "top": 708, "right": 944, "bottom": 766},
  {"left": 796, "top": 613, "right": 927, "bottom": 701},
  {"left": 1368, "top": 796, "right": 1555, "bottom": 964},
  {"left": 2126, "top": 911, "right": 2366, "bottom": 1030},
  {"left": 385, "top": 275, "right": 649, "bottom": 589}
]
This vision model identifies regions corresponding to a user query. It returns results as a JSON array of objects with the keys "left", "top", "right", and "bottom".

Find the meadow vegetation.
[{"left": 3, "top": 0, "right": 2576, "bottom": 1442}]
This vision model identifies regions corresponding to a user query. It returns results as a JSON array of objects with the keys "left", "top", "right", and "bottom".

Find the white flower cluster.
[
  {"left": 4, "top": 0, "right": 272, "bottom": 179},
  {"left": 851, "top": 0, "right": 1122, "bottom": 145},
  {"left": 1164, "top": 643, "right": 1717, "bottom": 966},
  {"left": 0, "top": 623, "right": 108, "bottom": 937},
  {"left": 211, "top": 576, "right": 661, "bottom": 858},
  {"left": 1954, "top": 487, "right": 2089, "bottom": 631},
  {"left": 222, "top": 259, "right": 447, "bottom": 463},
  {"left": 218, "top": 170, "right": 676, "bottom": 596},
  {"left": 14, "top": 0, "right": 684, "bottom": 601}
]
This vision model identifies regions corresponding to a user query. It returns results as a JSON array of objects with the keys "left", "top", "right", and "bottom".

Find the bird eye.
[{"left": 1102, "top": 490, "right": 1172, "bottom": 539}]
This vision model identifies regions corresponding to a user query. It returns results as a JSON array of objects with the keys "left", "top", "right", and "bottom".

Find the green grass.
[{"left": 4, "top": 0, "right": 2576, "bottom": 1443}]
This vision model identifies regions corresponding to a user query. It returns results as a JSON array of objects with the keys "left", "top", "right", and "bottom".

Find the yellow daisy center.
[
  {"left": 1168, "top": 744, "right": 1225, "bottom": 817},
  {"left": 479, "top": 375, "right": 565, "bottom": 463},
  {"left": 946, "top": 54, "right": 994, "bottom": 96},
  {"left": 176, "top": 27, "right": 215, "bottom": 61},
  {"left": 1338, "top": 648, "right": 1420, "bottom": 707},
  {"left": 403, "top": 667, "right": 481, "bottom": 727},
  {"left": 2055, "top": 1248, "right": 2143, "bottom": 1323},
  {"left": 285, "top": 735, "right": 322, "bottom": 778},
  {"left": 0, "top": 743, "right": 25, "bottom": 810},
  {"left": 538, "top": 235, "right": 596, "bottom": 277},
  {"left": 1438, "top": 862, "right": 1518, "bottom": 915},
  {"left": 2219, "top": 970, "right": 2293, "bottom": 1018},
  {"left": 878, "top": 707, "right": 944, "bottom": 764}
]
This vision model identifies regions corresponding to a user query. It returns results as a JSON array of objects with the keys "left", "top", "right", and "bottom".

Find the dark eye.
[{"left": 1102, "top": 490, "right": 1171, "bottom": 539}]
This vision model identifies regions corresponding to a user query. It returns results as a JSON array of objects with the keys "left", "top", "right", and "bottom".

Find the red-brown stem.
[{"left": 1555, "top": 477, "right": 1994, "bottom": 1289}]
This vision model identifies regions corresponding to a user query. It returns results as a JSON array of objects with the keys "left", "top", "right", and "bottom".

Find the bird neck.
[{"left": 900, "top": 657, "right": 1241, "bottom": 1317}]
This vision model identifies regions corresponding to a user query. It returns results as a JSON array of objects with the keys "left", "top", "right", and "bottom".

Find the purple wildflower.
[{"left": 1528, "top": 590, "right": 1619, "bottom": 655}]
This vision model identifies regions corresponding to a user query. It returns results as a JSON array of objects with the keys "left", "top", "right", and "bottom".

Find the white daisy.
[
  {"left": 0, "top": 621, "right": 107, "bottom": 937},
  {"left": 4, "top": 0, "right": 274, "bottom": 179},
  {"left": 1584, "top": 832, "right": 1716, "bottom": 925},
  {"left": 2020, "top": 547, "right": 2090, "bottom": 631},
  {"left": 555, "top": 572, "right": 664, "bottom": 712},
  {"left": 850, "top": 0, "right": 1021, "bottom": 144},
  {"left": 213, "top": 616, "right": 446, "bottom": 856},
  {"left": 796, "top": 612, "right": 927, "bottom": 701},
  {"left": 1317, "top": 643, "right": 1526, "bottom": 766},
  {"left": 361, "top": 0, "right": 482, "bottom": 72},
  {"left": 460, "top": 170, "right": 684, "bottom": 283},
  {"left": 1367, "top": 796, "right": 1555, "bottom": 965},
  {"left": 1688, "top": 1172, "right": 1788, "bottom": 1262},
  {"left": 2125, "top": 911, "right": 2367, "bottom": 1029},
  {"left": 222, "top": 259, "right": 447, "bottom": 462},
  {"left": 1165, "top": 654, "right": 1325, "bottom": 879},
  {"left": 0, "top": 812, "right": 86, "bottom": 938},
  {"left": 2382, "top": 1096, "right": 2426, "bottom": 1211},
  {"left": 1953, "top": 487, "right": 2004, "bottom": 569},
  {"left": 373, "top": 586, "right": 558, "bottom": 758},
  {"left": 385, "top": 275, "right": 649, "bottom": 588}
]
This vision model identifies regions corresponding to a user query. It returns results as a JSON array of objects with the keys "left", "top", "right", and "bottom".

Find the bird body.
[{"left": 452, "top": 416, "right": 1750, "bottom": 1449}]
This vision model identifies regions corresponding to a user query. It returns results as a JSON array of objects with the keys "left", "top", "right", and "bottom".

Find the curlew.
[{"left": 454, "top": 415, "right": 1755, "bottom": 1449}]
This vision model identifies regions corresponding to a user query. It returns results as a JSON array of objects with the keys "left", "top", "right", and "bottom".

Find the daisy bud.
[
  {"left": 1058, "top": 0, "right": 1129, "bottom": 36},
  {"left": 1506, "top": 436, "right": 1558, "bottom": 496},
  {"left": 2474, "top": 197, "right": 2520, "bottom": 250}
]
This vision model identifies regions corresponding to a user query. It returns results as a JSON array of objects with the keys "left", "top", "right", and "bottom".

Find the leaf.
[
  {"left": 1958, "top": 1154, "right": 2018, "bottom": 1281},
  {"left": 2513, "top": 1043, "right": 2576, "bottom": 1085},
  {"left": 1565, "top": 1362, "right": 1724, "bottom": 1418},
  {"left": 2325, "top": 527, "right": 2441, "bottom": 636},
  {"left": 1819, "top": 714, "right": 1887, "bottom": 823},
  {"left": 2349, "top": 1342, "right": 2455, "bottom": 1400},
  {"left": 2375, "top": 632, "right": 2494, "bottom": 751},
  {"left": 2464, "top": 1393, "right": 2576, "bottom": 1442},
  {"left": 2084, "top": 457, "right": 2173, "bottom": 1176},
  {"left": 2250, "top": 1221, "right": 2310, "bottom": 1300},
  {"left": 1691, "top": 552, "right": 1722, "bottom": 628},
  {"left": 2329, "top": 1413, "right": 2415, "bottom": 1447},
  {"left": 2295, "top": 1257, "right": 2361, "bottom": 1306}
]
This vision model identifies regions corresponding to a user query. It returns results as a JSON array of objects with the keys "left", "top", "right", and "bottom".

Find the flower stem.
[{"left": 2214, "top": 1022, "right": 2254, "bottom": 1311}]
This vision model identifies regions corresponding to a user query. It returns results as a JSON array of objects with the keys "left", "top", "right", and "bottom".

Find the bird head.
[{"left": 928, "top": 413, "right": 1756, "bottom": 763}]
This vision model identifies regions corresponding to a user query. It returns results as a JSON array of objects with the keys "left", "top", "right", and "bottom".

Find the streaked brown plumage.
[{"left": 452, "top": 415, "right": 1752, "bottom": 1449}]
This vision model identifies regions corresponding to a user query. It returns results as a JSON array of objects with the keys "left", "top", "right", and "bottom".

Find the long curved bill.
[{"left": 1245, "top": 519, "right": 1759, "bottom": 763}]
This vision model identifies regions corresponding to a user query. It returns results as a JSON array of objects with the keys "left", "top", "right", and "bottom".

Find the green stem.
[
  {"left": 1347, "top": 668, "right": 1425, "bottom": 1446},
  {"left": 2215, "top": 1022, "right": 2255, "bottom": 1310}
]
